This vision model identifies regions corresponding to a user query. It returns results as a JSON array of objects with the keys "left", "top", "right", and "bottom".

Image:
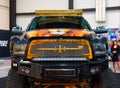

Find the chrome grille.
[{"left": 30, "top": 41, "right": 89, "bottom": 58}]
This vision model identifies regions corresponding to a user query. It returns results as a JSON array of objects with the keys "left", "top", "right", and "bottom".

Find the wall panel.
[
  {"left": 0, "top": 0, "right": 9, "bottom": 7},
  {"left": 16, "top": 0, "right": 69, "bottom": 31},
  {"left": 74, "top": 0, "right": 120, "bottom": 28},
  {"left": 83, "top": 10, "right": 120, "bottom": 29},
  {"left": 106, "top": 10, "right": 120, "bottom": 28},
  {"left": 16, "top": 0, "right": 68, "bottom": 13},
  {"left": 106, "top": 0, "right": 120, "bottom": 7},
  {"left": 0, "top": 0, "right": 9, "bottom": 30},
  {"left": 74, "top": 0, "right": 120, "bottom": 9},
  {"left": 74, "top": 0, "right": 95, "bottom": 9}
]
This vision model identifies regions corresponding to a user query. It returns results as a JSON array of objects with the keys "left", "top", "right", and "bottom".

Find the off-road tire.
[
  {"left": 6, "top": 68, "right": 30, "bottom": 88},
  {"left": 92, "top": 68, "right": 118, "bottom": 88}
]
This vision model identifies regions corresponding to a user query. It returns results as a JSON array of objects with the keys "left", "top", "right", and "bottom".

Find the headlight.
[
  {"left": 93, "top": 43, "right": 106, "bottom": 56},
  {"left": 13, "top": 44, "right": 26, "bottom": 55}
]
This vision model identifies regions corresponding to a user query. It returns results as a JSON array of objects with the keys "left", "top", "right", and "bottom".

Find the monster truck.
[{"left": 7, "top": 9, "right": 117, "bottom": 88}]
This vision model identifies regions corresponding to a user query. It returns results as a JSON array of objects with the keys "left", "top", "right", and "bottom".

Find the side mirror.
[
  {"left": 12, "top": 26, "right": 22, "bottom": 33},
  {"left": 93, "top": 29, "right": 108, "bottom": 34},
  {"left": 11, "top": 26, "right": 23, "bottom": 36}
]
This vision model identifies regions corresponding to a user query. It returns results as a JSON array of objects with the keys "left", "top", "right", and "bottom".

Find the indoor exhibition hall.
[{"left": 0, "top": 0, "right": 120, "bottom": 88}]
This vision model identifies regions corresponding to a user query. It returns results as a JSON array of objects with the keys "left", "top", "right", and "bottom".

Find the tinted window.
[{"left": 27, "top": 16, "right": 91, "bottom": 31}]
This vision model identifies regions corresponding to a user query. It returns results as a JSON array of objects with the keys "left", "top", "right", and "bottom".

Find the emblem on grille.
[{"left": 37, "top": 45, "right": 84, "bottom": 53}]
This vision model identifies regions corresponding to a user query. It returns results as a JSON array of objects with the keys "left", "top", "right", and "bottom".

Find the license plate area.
[{"left": 45, "top": 69, "right": 75, "bottom": 77}]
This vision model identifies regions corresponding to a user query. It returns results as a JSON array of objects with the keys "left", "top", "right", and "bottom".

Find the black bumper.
[{"left": 18, "top": 58, "right": 108, "bottom": 80}]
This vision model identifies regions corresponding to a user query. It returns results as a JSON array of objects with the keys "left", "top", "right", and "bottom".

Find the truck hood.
[{"left": 25, "top": 28, "right": 92, "bottom": 38}]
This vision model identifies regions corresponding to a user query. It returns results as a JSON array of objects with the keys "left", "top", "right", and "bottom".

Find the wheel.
[
  {"left": 6, "top": 68, "right": 30, "bottom": 88},
  {"left": 91, "top": 68, "right": 118, "bottom": 88}
]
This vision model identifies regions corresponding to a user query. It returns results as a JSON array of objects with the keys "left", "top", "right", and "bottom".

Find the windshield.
[{"left": 27, "top": 16, "right": 91, "bottom": 31}]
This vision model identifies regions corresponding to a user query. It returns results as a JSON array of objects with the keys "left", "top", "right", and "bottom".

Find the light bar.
[
  {"left": 32, "top": 58, "right": 88, "bottom": 61},
  {"left": 35, "top": 9, "right": 83, "bottom": 16}
]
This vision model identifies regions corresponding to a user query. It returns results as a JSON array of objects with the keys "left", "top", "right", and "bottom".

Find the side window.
[
  {"left": 29, "top": 21, "right": 37, "bottom": 30},
  {"left": 27, "top": 18, "right": 38, "bottom": 31},
  {"left": 80, "top": 18, "right": 91, "bottom": 30}
]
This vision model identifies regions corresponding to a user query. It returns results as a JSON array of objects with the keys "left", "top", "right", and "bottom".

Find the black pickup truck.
[{"left": 7, "top": 9, "right": 117, "bottom": 88}]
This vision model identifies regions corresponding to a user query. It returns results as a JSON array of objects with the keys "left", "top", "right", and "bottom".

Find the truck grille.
[{"left": 27, "top": 39, "right": 92, "bottom": 60}]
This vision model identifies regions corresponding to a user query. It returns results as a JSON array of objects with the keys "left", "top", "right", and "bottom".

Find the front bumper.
[{"left": 18, "top": 58, "right": 108, "bottom": 80}]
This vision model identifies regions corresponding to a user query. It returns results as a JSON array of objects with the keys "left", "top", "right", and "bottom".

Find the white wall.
[
  {"left": 16, "top": 0, "right": 68, "bottom": 30},
  {"left": 83, "top": 10, "right": 120, "bottom": 29},
  {"left": 74, "top": 0, "right": 120, "bottom": 29},
  {"left": 16, "top": 0, "right": 120, "bottom": 31},
  {"left": 17, "top": 0, "right": 68, "bottom": 13},
  {"left": 106, "top": 0, "right": 120, "bottom": 7},
  {"left": 74, "top": 0, "right": 95, "bottom": 9},
  {"left": 74, "top": 0, "right": 120, "bottom": 9},
  {"left": 0, "top": 0, "right": 9, "bottom": 30},
  {"left": 106, "top": 10, "right": 120, "bottom": 28}
]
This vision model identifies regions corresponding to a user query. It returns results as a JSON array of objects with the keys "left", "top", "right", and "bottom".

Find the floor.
[
  {"left": 109, "top": 61, "right": 120, "bottom": 73},
  {"left": 0, "top": 59, "right": 11, "bottom": 78}
]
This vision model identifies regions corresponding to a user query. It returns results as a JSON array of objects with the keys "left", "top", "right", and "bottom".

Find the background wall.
[
  {"left": 16, "top": 0, "right": 120, "bottom": 31},
  {"left": 0, "top": 0, "right": 9, "bottom": 30},
  {"left": 74, "top": 0, "right": 120, "bottom": 29},
  {"left": 16, "top": 0, "right": 69, "bottom": 30},
  {"left": 16, "top": 0, "right": 68, "bottom": 13}
]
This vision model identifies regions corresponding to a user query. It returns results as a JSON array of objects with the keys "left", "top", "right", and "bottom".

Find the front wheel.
[
  {"left": 91, "top": 68, "right": 118, "bottom": 88},
  {"left": 6, "top": 68, "right": 30, "bottom": 88}
]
